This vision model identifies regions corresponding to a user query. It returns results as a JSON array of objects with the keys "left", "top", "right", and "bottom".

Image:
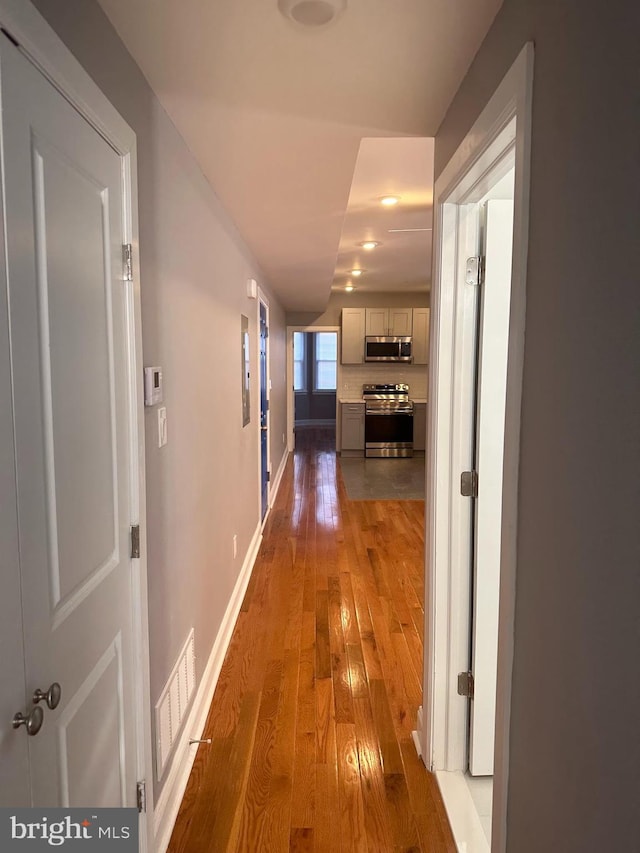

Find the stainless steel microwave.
[{"left": 364, "top": 336, "right": 413, "bottom": 363}]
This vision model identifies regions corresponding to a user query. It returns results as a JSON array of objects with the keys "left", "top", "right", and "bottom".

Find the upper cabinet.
[
  {"left": 365, "top": 307, "right": 413, "bottom": 336},
  {"left": 365, "top": 307, "right": 388, "bottom": 337},
  {"left": 341, "top": 308, "right": 366, "bottom": 364},
  {"left": 342, "top": 305, "right": 430, "bottom": 364},
  {"left": 412, "top": 308, "right": 430, "bottom": 364}
]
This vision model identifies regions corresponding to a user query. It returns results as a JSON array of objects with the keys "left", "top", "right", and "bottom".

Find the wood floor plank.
[
  {"left": 290, "top": 728, "right": 316, "bottom": 830},
  {"left": 316, "top": 589, "right": 331, "bottom": 679},
  {"left": 368, "top": 678, "right": 404, "bottom": 777},
  {"left": 340, "top": 570, "right": 362, "bottom": 645},
  {"left": 346, "top": 642, "right": 369, "bottom": 699},
  {"left": 290, "top": 827, "right": 314, "bottom": 852},
  {"left": 298, "top": 612, "right": 316, "bottom": 734},
  {"left": 315, "top": 676, "right": 334, "bottom": 764},
  {"left": 315, "top": 689, "right": 339, "bottom": 853},
  {"left": 336, "top": 722, "right": 369, "bottom": 853},
  {"left": 384, "top": 772, "right": 422, "bottom": 853},
  {"left": 332, "top": 648, "right": 355, "bottom": 725},
  {"left": 328, "top": 573, "right": 345, "bottom": 653},
  {"left": 400, "top": 739, "right": 458, "bottom": 853},
  {"left": 233, "top": 660, "right": 283, "bottom": 852},
  {"left": 168, "top": 430, "right": 456, "bottom": 852},
  {"left": 353, "top": 697, "right": 395, "bottom": 852},
  {"left": 171, "top": 690, "right": 260, "bottom": 853}
]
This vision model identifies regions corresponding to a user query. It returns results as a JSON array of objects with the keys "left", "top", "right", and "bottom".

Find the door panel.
[
  {"left": 58, "top": 639, "right": 126, "bottom": 807},
  {"left": 1, "top": 39, "right": 136, "bottom": 806},
  {"left": 32, "top": 136, "right": 119, "bottom": 612},
  {"left": 469, "top": 199, "right": 514, "bottom": 776}
]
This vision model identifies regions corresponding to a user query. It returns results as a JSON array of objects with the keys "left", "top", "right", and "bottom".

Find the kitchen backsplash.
[{"left": 339, "top": 362, "right": 428, "bottom": 399}]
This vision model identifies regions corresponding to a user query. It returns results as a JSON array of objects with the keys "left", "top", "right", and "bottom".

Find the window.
[
  {"left": 293, "top": 332, "right": 306, "bottom": 391},
  {"left": 314, "top": 332, "right": 337, "bottom": 391}
]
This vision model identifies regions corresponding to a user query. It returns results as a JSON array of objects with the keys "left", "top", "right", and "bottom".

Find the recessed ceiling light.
[
  {"left": 350, "top": 269, "right": 364, "bottom": 277},
  {"left": 278, "top": 0, "right": 347, "bottom": 27},
  {"left": 345, "top": 284, "right": 354, "bottom": 292},
  {"left": 358, "top": 241, "right": 380, "bottom": 250},
  {"left": 380, "top": 195, "right": 400, "bottom": 206}
]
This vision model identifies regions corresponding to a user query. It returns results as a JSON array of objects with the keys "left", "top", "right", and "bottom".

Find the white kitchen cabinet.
[
  {"left": 412, "top": 308, "right": 430, "bottom": 364},
  {"left": 365, "top": 307, "right": 413, "bottom": 336},
  {"left": 364, "top": 307, "right": 388, "bottom": 336},
  {"left": 389, "top": 308, "right": 413, "bottom": 336},
  {"left": 413, "top": 402, "right": 427, "bottom": 451},
  {"left": 341, "top": 308, "right": 366, "bottom": 363},
  {"left": 341, "top": 403, "right": 365, "bottom": 452}
]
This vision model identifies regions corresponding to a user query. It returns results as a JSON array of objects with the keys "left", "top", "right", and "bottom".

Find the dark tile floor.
[
  {"left": 339, "top": 455, "right": 425, "bottom": 500},
  {"left": 293, "top": 426, "right": 425, "bottom": 501}
]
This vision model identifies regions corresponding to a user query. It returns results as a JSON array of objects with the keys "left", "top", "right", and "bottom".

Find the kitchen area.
[
  {"left": 286, "top": 290, "right": 429, "bottom": 499},
  {"left": 338, "top": 302, "right": 429, "bottom": 460},
  {"left": 284, "top": 137, "right": 433, "bottom": 481}
]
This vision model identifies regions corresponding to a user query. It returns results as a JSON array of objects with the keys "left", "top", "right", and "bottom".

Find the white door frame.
[
  {"left": 286, "top": 324, "right": 340, "bottom": 451},
  {"left": 420, "top": 43, "right": 534, "bottom": 853},
  {"left": 0, "top": 1, "right": 153, "bottom": 845},
  {"left": 258, "top": 288, "right": 271, "bottom": 520}
]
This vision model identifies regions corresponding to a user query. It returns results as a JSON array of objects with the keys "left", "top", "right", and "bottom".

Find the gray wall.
[
  {"left": 287, "top": 289, "right": 429, "bottom": 327},
  {"left": 436, "top": 2, "right": 640, "bottom": 851},
  {"left": 31, "top": 0, "right": 288, "bottom": 801}
]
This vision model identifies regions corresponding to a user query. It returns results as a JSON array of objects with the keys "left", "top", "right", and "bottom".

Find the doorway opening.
[
  {"left": 289, "top": 327, "right": 339, "bottom": 451},
  {"left": 416, "top": 44, "right": 534, "bottom": 853}
]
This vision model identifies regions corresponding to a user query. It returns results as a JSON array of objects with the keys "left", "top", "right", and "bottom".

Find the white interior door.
[
  {"left": 0, "top": 184, "right": 30, "bottom": 806},
  {"left": 469, "top": 199, "right": 514, "bottom": 776},
  {"left": 1, "top": 37, "right": 137, "bottom": 806}
]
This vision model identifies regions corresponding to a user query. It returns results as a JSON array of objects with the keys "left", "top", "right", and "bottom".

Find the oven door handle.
[{"left": 365, "top": 410, "right": 414, "bottom": 415}]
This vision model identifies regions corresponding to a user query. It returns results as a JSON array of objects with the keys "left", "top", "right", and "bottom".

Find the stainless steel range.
[{"left": 363, "top": 383, "right": 414, "bottom": 458}]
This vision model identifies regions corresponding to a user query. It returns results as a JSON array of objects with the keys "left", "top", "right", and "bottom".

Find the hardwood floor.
[{"left": 168, "top": 434, "right": 455, "bottom": 852}]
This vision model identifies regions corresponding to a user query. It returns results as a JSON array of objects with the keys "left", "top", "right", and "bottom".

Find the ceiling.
[
  {"left": 332, "top": 136, "right": 434, "bottom": 295},
  {"left": 97, "top": 0, "right": 503, "bottom": 311}
]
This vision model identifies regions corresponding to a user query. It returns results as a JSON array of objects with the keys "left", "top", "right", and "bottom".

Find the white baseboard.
[
  {"left": 411, "top": 705, "right": 425, "bottom": 760},
  {"left": 152, "top": 520, "right": 263, "bottom": 852},
  {"left": 435, "top": 770, "right": 490, "bottom": 853}
]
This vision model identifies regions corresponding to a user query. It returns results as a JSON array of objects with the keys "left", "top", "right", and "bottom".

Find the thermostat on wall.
[{"left": 144, "top": 366, "right": 163, "bottom": 406}]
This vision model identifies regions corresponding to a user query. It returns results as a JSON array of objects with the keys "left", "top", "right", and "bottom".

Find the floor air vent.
[{"left": 155, "top": 629, "right": 196, "bottom": 779}]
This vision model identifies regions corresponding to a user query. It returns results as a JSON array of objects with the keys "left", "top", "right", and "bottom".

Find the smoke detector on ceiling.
[{"left": 278, "top": 0, "right": 347, "bottom": 28}]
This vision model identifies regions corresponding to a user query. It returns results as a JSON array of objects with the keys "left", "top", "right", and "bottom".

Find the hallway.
[{"left": 169, "top": 433, "right": 455, "bottom": 851}]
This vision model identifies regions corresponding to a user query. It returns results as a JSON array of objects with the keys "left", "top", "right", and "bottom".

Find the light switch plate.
[
  {"left": 144, "top": 366, "right": 163, "bottom": 406},
  {"left": 158, "top": 407, "right": 167, "bottom": 447}
]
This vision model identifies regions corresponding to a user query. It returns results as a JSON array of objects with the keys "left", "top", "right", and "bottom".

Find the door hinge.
[
  {"left": 460, "top": 470, "right": 478, "bottom": 498},
  {"left": 465, "top": 256, "right": 484, "bottom": 287},
  {"left": 136, "top": 780, "right": 146, "bottom": 813},
  {"left": 457, "top": 671, "right": 475, "bottom": 699},
  {"left": 123, "top": 243, "right": 133, "bottom": 281},
  {"left": 266, "top": 470, "right": 271, "bottom": 482},
  {"left": 130, "top": 524, "right": 141, "bottom": 559}
]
